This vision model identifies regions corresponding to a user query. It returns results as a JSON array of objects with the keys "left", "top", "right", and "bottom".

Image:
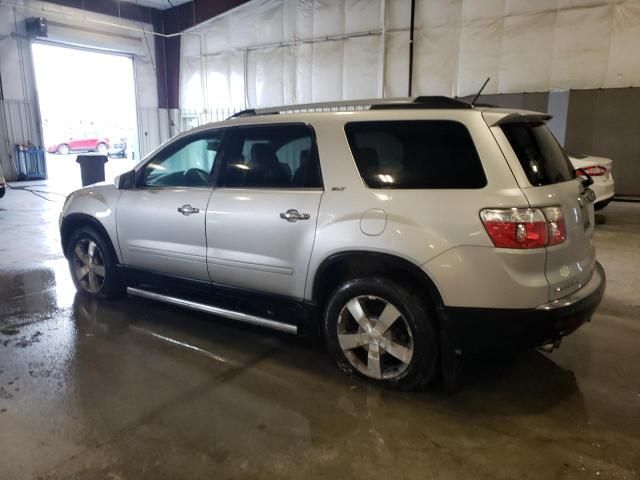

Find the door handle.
[
  {"left": 280, "top": 209, "right": 310, "bottom": 222},
  {"left": 177, "top": 204, "right": 200, "bottom": 216}
]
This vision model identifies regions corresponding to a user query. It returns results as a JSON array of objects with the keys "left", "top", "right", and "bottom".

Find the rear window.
[
  {"left": 344, "top": 121, "right": 486, "bottom": 189},
  {"left": 501, "top": 122, "right": 575, "bottom": 186}
]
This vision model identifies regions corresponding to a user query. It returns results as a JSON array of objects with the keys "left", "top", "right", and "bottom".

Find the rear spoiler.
[{"left": 482, "top": 110, "right": 552, "bottom": 127}]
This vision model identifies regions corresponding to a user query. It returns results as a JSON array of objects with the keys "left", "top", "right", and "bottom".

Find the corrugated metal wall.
[
  {"left": 0, "top": 0, "right": 165, "bottom": 181},
  {"left": 462, "top": 89, "right": 640, "bottom": 197},
  {"left": 565, "top": 88, "right": 640, "bottom": 197}
]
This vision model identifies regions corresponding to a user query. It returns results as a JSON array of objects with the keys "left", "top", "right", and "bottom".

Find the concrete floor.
[{"left": 0, "top": 185, "right": 639, "bottom": 480}]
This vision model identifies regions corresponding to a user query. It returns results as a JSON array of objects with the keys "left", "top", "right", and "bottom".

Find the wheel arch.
[
  {"left": 311, "top": 251, "right": 444, "bottom": 313},
  {"left": 60, "top": 213, "right": 120, "bottom": 264}
]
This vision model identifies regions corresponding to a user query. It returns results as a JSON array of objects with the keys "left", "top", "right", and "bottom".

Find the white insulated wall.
[{"left": 180, "top": 0, "right": 640, "bottom": 113}]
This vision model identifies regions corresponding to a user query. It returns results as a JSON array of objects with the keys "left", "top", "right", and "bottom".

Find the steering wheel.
[{"left": 183, "top": 168, "right": 210, "bottom": 186}]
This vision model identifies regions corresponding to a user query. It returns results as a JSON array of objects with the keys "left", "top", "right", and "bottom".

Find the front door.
[
  {"left": 117, "top": 129, "right": 225, "bottom": 282},
  {"left": 207, "top": 123, "right": 323, "bottom": 299}
]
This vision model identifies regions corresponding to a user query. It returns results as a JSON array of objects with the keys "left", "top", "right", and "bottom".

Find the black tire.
[
  {"left": 323, "top": 277, "right": 438, "bottom": 391},
  {"left": 0, "top": 186, "right": 5, "bottom": 198},
  {"left": 66, "top": 226, "right": 125, "bottom": 299}
]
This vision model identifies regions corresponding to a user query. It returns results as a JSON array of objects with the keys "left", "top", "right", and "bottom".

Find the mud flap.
[{"left": 440, "top": 328, "right": 463, "bottom": 393}]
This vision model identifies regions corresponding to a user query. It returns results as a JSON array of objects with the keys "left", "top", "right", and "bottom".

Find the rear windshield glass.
[
  {"left": 344, "top": 121, "right": 486, "bottom": 189},
  {"left": 501, "top": 122, "right": 575, "bottom": 186}
]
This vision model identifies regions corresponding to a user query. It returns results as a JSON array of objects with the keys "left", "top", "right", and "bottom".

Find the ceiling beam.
[{"left": 163, "top": 0, "right": 251, "bottom": 34}]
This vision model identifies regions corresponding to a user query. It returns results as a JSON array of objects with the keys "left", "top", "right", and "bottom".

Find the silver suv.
[{"left": 60, "top": 97, "right": 605, "bottom": 390}]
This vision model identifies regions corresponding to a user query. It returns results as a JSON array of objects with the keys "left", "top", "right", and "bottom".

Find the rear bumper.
[
  {"left": 591, "top": 178, "right": 615, "bottom": 206},
  {"left": 439, "top": 262, "right": 606, "bottom": 356}
]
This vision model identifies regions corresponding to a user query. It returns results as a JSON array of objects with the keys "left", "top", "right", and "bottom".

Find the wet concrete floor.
[{"left": 0, "top": 186, "right": 639, "bottom": 479}]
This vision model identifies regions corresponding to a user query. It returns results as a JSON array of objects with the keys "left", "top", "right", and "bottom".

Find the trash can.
[{"left": 76, "top": 154, "right": 108, "bottom": 186}]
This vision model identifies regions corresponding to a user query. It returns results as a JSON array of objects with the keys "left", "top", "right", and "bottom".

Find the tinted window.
[
  {"left": 344, "top": 121, "right": 486, "bottom": 189},
  {"left": 143, "top": 131, "right": 224, "bottom": 187},
  {"left": 223, "top": 124, "right": 322, "bottom": 188},
  {"left": 501, "top": 122, "right": 575, "bottom": 186}
]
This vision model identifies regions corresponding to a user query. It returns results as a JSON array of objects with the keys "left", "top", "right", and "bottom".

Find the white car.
[
  {"left": 59, "top": 98, "right": 606, "bottom": 390},
  {"left": 0, "top": 162, "right": 5, "bottom": 198},
  {"left": 570, "top": 153, "right": 614, "bottom": 210}
]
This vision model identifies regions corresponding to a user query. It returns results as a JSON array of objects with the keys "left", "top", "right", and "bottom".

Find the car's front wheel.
[
  {"left": 96, "top": 143, "right": 108, "bottom": 155},
  {"left": 323, "top": 277, "right": 438, "bottom": 391},
  {"left": 67, "top": 227, "right": 124, "bottom": 299}
]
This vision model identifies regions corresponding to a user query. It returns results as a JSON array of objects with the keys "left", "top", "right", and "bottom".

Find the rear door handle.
[
  {"left": 177, "top": 204, "right": 200, "bottom": 216},
  {"left": 280, "top": 209, "right": 310, "bottom": 222}
]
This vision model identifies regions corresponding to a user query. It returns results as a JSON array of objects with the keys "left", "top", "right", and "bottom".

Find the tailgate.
[
  {"left": 522, "top": 181, "right": 596, "bottom": 300},
  {"left": 489, "top": 115, "right": 597, "bottom": 301}
]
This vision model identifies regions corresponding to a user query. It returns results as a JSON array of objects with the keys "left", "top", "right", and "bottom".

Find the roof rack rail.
[
  {"left": 227, "top": 108, "right": 283, "bottom": 120},
  {"left": 227, "top": 109, "right": 257, "bottom": 119},
  {"left": 224, "top": 96, "right": 474, "bottom": 119}
]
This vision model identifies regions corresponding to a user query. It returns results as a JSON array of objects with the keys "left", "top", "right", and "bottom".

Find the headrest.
[{"left": 250, "top": 143, "right": 279, "bottom": 169}]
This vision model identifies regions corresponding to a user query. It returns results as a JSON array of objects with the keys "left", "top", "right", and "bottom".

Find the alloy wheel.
[
  {"left": 337, "top": 295, "right": 414, "bottom": 380},
  {"left": 72, "top": 239, "right": 106, "bottom": 294}
]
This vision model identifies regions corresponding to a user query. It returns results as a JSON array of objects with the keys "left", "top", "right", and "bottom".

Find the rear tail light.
[
  {"left": 580, "top": 166, "right": 607, "bottom": 176},
  {"left": 480, "top": 206, "right": 567, "bottom": 249},
  {"left": 541, "top": 206, "right": 567, "bottom": 245}
]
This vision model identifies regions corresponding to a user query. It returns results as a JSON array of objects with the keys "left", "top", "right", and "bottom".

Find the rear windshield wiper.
[{"left": 575, "top": 168, "right": 594, "bottom": 189}]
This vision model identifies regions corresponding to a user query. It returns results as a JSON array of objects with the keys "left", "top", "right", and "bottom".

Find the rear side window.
[
  {"left": 222, "top": 124, "right": 322, "bottom": 188},
  {"left": 501, "top": 122, "right": 575, "bottom": 186},
  {"left": 344, "top": 121, "right": 486, "bottom": 189}
]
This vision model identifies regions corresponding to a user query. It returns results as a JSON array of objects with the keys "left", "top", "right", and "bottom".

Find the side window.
[
  {"left": 223, "top": 124, "right": 322, "bottom": 188},
  {"left": 345, "top": 121, "right": 487, "bottom": 189},
  {"left": 143, "top": 131, "right": 224, "bottom": 187}
]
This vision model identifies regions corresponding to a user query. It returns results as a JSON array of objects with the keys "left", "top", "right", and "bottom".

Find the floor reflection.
[{"left": 1, "top": 195, "right": 640, "bottom": 479}]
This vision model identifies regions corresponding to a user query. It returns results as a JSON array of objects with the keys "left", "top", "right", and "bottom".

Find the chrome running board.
[{"left": 127, "top": 287, "right": 297, "bottom": 334}]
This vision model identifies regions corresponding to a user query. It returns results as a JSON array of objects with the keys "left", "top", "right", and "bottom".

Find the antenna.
[{"left": 471, "top": 77, "right": 490, "bottom": 106}]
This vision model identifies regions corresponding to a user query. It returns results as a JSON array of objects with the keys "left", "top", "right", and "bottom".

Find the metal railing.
[
  {"left": 251, "top": 97, "right": 414, "bottom": 115},
  {"left": 179, "top": 98, "right": 420, "bottom": 131}
]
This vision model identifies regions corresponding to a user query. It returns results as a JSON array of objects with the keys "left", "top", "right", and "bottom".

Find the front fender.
[{"left": 60, "top": 185, "right": 122, "bottom": 262}]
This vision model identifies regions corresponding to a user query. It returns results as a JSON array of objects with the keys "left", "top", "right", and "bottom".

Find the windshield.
[{"left": 501, "top": 122, "right": 575, "bottom": 186}]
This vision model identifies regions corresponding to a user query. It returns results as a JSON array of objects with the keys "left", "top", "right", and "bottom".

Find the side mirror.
[{"left": 115, "top": 170, "right": 136, "bottom": 189}]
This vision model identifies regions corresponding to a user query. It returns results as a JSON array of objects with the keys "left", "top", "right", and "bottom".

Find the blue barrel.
[{"left": 12, "top": 146, "right": 47, "bottom": 180}]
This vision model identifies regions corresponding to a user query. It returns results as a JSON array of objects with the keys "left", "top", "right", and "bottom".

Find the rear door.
[
  {"left": 496, "top": 119, "right": 595, "bottom": 301},
  {"left": 206, "top": 123, "right": 323, "bottom": 299}
]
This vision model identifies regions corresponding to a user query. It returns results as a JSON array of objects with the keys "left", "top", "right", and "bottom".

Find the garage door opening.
[{"left": 31, "top": 42, "right": 139, "bottom": 192}]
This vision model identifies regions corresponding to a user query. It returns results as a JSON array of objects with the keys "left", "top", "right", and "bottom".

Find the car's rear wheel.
[
  {"left": 96, "top": 143, "right": 108, "bottom": 155},
  {"left": 57, "top": 144, "right": 70, "bottom": 155},
  {"left": 67, "top": 227, "right": 124, "bottom": 299},
  {"left": 0, "top": 185, "right": 5, "bottom": 198},
  {"left": 323, "top": 277, "right": 438, "bottom": 391}
]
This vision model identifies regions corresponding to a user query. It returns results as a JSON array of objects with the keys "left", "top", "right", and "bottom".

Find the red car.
[{"left": 47, "top": 137, "right": 110, "bottom": 155}]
